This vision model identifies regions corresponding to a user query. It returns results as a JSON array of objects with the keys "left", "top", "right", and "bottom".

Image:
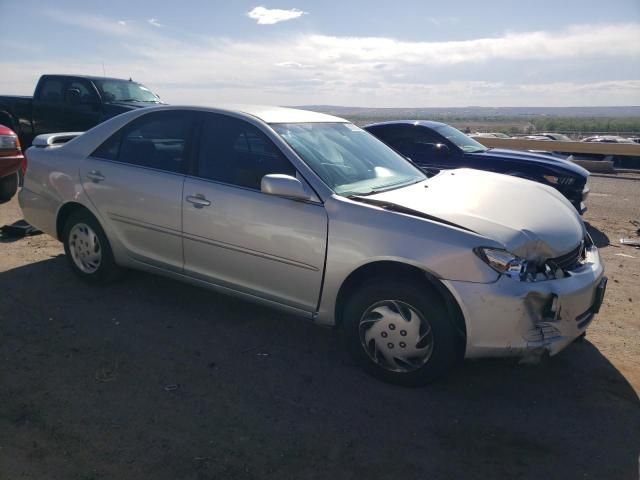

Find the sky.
[{"left": 1, "top": 0, "right": 639, "bottom": 107}]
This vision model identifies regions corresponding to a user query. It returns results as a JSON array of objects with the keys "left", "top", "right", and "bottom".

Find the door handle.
[
  {"left": 186, "top": 194, "right": 211, "bottom": 208},
  {"left": 86, "top": 170, "right": 105, "bottom": 183}
]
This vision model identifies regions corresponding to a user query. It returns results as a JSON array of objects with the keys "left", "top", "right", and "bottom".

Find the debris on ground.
[
  {"left": 620, "top": 238, "right": 640, "bottom": 248},
  {"left": 0, "top": 219, "right": 42, "bottom": 239}
]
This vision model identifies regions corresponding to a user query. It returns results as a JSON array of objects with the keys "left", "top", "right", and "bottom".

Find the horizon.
[{"left": 1, "top": 0, "right": 639, "bottom": 107}]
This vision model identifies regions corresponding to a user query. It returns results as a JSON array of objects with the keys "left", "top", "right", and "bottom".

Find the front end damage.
[{"left": 445, "top": 239, "right": 606, "bottom": 359}]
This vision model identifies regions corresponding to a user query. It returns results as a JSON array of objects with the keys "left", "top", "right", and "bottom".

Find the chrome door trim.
[
  {"left": 182, "top": 231, "right": 320, "bottom": 272},
  {"left": 108, "top": 212, "right": 183, "bottom": 238}
]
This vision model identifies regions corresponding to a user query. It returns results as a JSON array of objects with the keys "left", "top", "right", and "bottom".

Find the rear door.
[
  {"left": 182, "top": 112, "right": 327, "bottom": 311},
  {"left": 80, "top": 110, "right": 195, "bottom": 272}
]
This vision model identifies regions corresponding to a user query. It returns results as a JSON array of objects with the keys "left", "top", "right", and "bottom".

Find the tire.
[
  {"left": 342, "top": 278, "right": 457, "bottom": 386},
  {"left": 62, "top": 209, "right": 123, "bottom": 285},
  {"left": 0, "top": 172, "right": 18, "bottom": 204}
]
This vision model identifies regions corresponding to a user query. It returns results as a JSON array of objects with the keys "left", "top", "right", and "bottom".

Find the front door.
[
  {"left": 80, "top": 110, "right": 195, "bottom": 272},
  {"left": 182, "top": 113, "right": 327, "bottom": 311},
  {"left": 63, "top": 78, "right": 103, "bottom": 132}
]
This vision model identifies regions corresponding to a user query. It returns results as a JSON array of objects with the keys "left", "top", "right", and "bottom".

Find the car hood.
[
  {"left": 368, "top": 168, "right": 585, "bottom": 260},
  {"left": 468, "top": 148, "right": 589, "bottom": 178}
]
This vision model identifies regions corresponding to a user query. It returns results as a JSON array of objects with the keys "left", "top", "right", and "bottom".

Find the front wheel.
[
  {"left": 62, "top": 210, "right": 123, "bottom": 285},
  {"left": 342, "top": 279, "right": 458, "bottom": 386},
  {"left": 0, "top": 173, "right": 18, "bottom": 204}
]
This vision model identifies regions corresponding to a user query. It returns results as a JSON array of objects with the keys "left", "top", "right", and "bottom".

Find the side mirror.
[
  {"left": 261, "top": 174, "right": 310, "bottom": 201},
  {"left": 419, "top": 142, "right": 449, "bottom": 157}
]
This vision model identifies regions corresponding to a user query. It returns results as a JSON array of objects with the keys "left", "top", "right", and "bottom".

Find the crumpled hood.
[{"left": 369, "top": 168, "right": 585, "bottom": 260}]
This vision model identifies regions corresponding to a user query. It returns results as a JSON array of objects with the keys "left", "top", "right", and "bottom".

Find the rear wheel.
[
  {"left": 342, "top": 279, "right": 458, "bottom": 386},
  {"left": 0, "top": 173, "right": 18, "bottom": 204},
  {"left": 62, "top": 210, "right": 123, "bottom": 284}
]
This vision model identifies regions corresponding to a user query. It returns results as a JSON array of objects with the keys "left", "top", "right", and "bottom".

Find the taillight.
[{"left": 0, "top": 134, "right": 20, "bottom": 157}]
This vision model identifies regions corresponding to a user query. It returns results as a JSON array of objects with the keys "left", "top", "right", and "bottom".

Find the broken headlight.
[
  {"left": 475, "top": 247, "right": 569, "bottom": 281},
  {"left": 474, "top": 248, "right": 527, "bottom": 278}
]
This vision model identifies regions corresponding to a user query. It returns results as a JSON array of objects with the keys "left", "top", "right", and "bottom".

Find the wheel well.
[
  {"left": 56, "top": 202, "right": 92, "bottom": 240},
  {"left": 334, "top": 261, "right": 467, "bottom": 355}
]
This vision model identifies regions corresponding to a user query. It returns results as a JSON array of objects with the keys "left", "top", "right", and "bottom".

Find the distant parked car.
[
  {"left": 473, "top": 132, "right": 511, "bottom": 139},
  {"left": 365, "top": 121, "right": 590, "bottom": 213},
  {"left": 20, "top": 105, "right": 606, "bottom": 385},
  {"left": 582, "top": 135, "right": 634, "bottom": 144},
  {"left": 522, "top": 133, "right": 574, "bottom": 142},
  {"left": 522, "top": 135, "right": 555, "bottom": 141},
  {"left": 0, "top": 74, "right": 164, "bottom": 148},
  {"left": 0, "top": 124, "right": 24, "bottom": 203}
]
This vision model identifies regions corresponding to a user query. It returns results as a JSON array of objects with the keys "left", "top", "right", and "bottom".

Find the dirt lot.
[{"left": 1, "top": 173, "right": 639, "bottom": 480}]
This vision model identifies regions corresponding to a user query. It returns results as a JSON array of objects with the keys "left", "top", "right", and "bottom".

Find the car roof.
[
  {"left": 364, "top": 120, "right": 448, "bottom": 129},
  {"left": 43, "top": 74, "right": 147, "bottom": 84},
  {"left": 139, "top": 104, "right": 348, "bottom": 124}
]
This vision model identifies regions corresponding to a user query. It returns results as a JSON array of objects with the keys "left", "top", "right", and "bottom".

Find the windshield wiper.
[{"left": 349, "top": 179, "right": 424, "bottom": 196}]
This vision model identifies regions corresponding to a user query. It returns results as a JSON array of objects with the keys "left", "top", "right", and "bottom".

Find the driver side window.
[{"left": 197, "top": 114, "right": 296, "bottom": 190}]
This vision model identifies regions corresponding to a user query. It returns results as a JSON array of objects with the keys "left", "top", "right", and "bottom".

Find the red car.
[{"left": 0, "top": 124, "right": 24, "bottom": 203}]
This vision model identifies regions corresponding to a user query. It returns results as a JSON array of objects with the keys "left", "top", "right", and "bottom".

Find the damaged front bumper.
[{"left": 445, "top": 246, "right": 606, "bottom": 359}]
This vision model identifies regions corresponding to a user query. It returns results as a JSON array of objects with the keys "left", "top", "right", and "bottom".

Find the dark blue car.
[{"left": 364, "top": 121, "right": 590, "bottom": 214}]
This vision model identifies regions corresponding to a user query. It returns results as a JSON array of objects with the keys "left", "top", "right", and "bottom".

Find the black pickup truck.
[{"left": 0, "top": 74, "right": 163, "bottom": 147}]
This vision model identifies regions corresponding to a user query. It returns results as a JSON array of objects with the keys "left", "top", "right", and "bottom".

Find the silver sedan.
[{"left": 19, "top": 105, "right": 606, "bottom": 385}]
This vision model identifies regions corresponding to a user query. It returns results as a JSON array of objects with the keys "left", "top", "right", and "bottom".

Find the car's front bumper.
[{"left": 444, "top": 246, "right": 605, "bottom": 359}]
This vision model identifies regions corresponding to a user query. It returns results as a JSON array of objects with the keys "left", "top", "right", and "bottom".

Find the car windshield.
[
  {"left": 272, "top": 122, "right": 426, "bottom": 196},
  {"left": 93, "top": 79, "right": 161, "bottom": 103},
  {"left": 434, "top": 124, "right": 487, "bottom": 153}
]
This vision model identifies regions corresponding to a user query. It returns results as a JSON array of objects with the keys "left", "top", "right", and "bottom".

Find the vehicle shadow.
[
  {"left": 585, "top": 221, "right": 610, "bottom": 247},
  {"left": 1, "top": 256, "right": 638, "bottom": 480}
]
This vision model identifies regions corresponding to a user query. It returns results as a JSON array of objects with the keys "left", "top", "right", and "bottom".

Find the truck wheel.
[
  {"left": 342, "top": 279, "right": 457, "bottom": 386},
  {"left": 62, "top": 209, "right": 123, "bottom": 285},
  {"left": 0, "top": 173, "right": 18, "bottom": 204}
]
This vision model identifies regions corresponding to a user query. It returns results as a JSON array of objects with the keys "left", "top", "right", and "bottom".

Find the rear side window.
[
  {"left": 39, "top": 78, "right": 64, "bottom": 104},
  {"left": 197, "top": 114, "right": 295, "bottom": 190},
  {"left": 91, "top": 111, "right": 193, "bottom": 174}
]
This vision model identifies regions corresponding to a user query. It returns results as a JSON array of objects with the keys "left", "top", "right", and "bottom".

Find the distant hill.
[{"left": 294, "top": 105, "right": 640, "bottom": 118}]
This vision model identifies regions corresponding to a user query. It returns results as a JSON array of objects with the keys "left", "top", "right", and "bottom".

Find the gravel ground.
[{"left": 0, "top": 173, "right": 639, "bottom": 480}]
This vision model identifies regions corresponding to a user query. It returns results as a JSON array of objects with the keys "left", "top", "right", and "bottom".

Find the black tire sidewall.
[
  {"left": 343, "top": 279, "right": 457, "bottom": 386},
  {"left": 0, "top": 173, "right": 18, "bottom": 204},
  {"left": 62, "top": 210, "right": 121, "bottom": 285}
]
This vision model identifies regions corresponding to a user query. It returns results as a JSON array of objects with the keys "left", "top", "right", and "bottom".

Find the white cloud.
[
  {"left": 147, "top": 18, "right": 163, "bottom": 27},
  {"left": 6, "top": 15, "right": 640, "bottom": 107},
  {"left": 118, "top": 20, "right": 127, "bottom": 26},
  {"left": 275, "top": 61, "right": 315, "bottom": 69},
  {"left": 247, "top": 6, "right": 307, "bottom": 25}
]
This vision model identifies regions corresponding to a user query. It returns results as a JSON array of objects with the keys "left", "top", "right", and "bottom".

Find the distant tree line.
[
  {"left": 344, "top": 113, "right": 640, "bottom": 136},
  {"left": 528, "top": 117, "right": 640, "bottom": 135}
]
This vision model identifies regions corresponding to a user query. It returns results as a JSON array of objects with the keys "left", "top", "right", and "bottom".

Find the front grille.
[
  {"left": 548, "top": 242, "right": 585, "bottom": 271},
  {"left": 557, "top": 177, "right": 575, "bottom": 186}
]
